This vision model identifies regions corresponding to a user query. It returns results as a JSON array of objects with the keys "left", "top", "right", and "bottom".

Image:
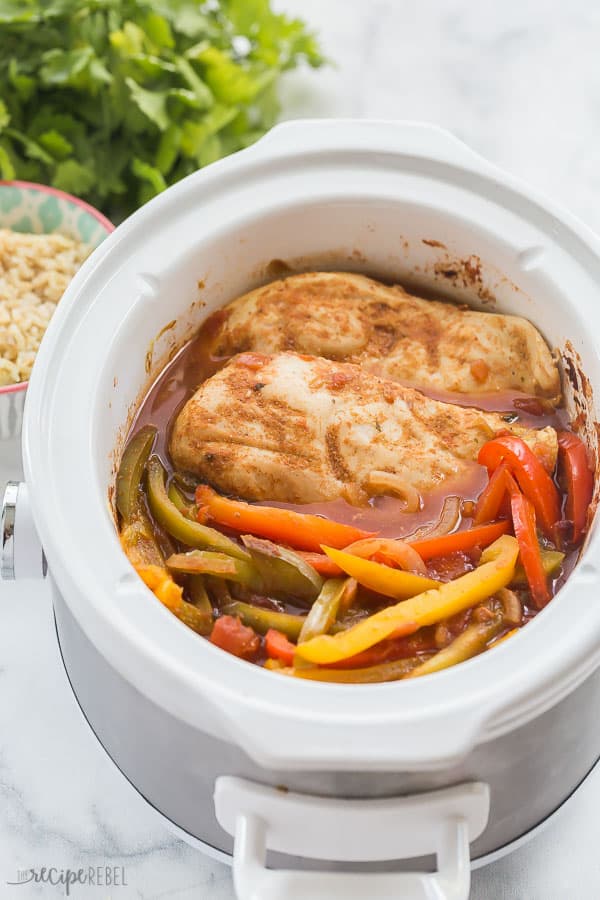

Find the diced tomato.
[
  {"left": 210, "top": 615, "right": 260, "bottom": 660},
  {"left": 264, "top": 629, "right": 296, "bottom": 666}
]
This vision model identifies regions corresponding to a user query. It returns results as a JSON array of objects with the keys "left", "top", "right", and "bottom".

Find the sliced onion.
[
  {"left": 365, "top": 471, "right": 422, "bottom": 512},
  {"left": 407, "top": 496, "right": 461, "bottom": 542},
  {"left": 344, "top": 538, "right": 428, "bottom": 575},
  {"left": 497, "top": 587, "right": 523, "bottom": 627}
]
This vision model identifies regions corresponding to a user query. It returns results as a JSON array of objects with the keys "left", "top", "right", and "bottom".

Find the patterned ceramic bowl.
[{"left": 0, "top": 181, "right": 114, "bottom": 476}]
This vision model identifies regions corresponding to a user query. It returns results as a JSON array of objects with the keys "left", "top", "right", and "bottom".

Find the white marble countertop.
[{"left": 3, "top": 1, "right": 600, "bottom": 897}]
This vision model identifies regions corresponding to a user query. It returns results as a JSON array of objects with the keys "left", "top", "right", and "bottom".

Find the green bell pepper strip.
[
  {"left": 241, "top": 534, "right": 323, "bottom": 603},
  {"left": 187, "top": 575, "right": 213, "bottom": 634},
  {"left": 116, "top": 425, "right": 157, "bottom": 522},
  {"left": 512, "top": 549, "right": 564, "bottom": 586},
  {"left": 222, "top": 601, "right": 305, "bottom": 640},
  {"left": 166, "top": 550, "right": 262, "bottom": 589},
  {"left": 298, "top": 578, "right": 350, "bottom": 644},
  {"left": 146, "top": 456, "right": 250, "bottom": 561},
  {"left": 117, "top": 426, "right": 164, "bottom": 567}
]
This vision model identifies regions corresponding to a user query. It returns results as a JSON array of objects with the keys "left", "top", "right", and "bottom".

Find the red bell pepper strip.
[
  {"left": 409, "top": 520, "right": 509, "bottom": 561},
  {"left": 508, "top": 477, "right": 550, "bottom": 608},
  {"left": 478, "top": 435, "right": 560, "bottom": 538},
  {"left": 473, "top": 462, "right": 511, "bottom": 525},
  {"left": 265, "top": 628, "right": 297, "bottom": 666},
  {"left": 557, "top": 431, "right": 594, "bottom": 545},
  {"left": 195, "top": 484, "right": 376, "bottom": 552}
]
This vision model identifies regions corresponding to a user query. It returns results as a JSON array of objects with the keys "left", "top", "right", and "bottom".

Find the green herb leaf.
[{"left": 0, "top": 0, "right": 324, "bottom": 220}]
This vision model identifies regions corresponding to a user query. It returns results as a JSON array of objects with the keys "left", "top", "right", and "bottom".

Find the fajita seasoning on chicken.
[
  {"left": 0, "top": 228, "right": 89, "bottom": 386},
  {"left": 115, "top": 271, "right": 593, "bottom": 684}
]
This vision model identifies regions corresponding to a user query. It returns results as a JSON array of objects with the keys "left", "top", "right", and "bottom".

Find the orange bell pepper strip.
[
  {"left": 478, "top": 435, "right": 560, "bottom": 538},
  {"left": 296, "top": 535, "right": 519, "bottom": 665},
  {"left": 557, "top": 431, "right": 594, "bottom": 545},
  {"left": 195, "top": 484, "right": 376, "bottom": 553},
  {"left": 136, "top": 564, "right": 212, "bottom": 634},
  {"left": 318, "top": 546, "right": 441, "bottom": 600},
  {"left": 265, "top": 628, "right": 297, "bottom": 666},
  {"left": 408, "top": 520, "right": 509, "bottom": 561}
]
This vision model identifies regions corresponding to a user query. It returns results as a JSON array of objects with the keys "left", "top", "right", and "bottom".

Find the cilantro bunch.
[{"left": 0, "top": 0, "right": 323, "bottom": 220}]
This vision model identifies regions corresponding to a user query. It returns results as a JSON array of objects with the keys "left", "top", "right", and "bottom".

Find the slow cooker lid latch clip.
[{"left": 214, "top": 776, "right": 490, "bottom": 900}]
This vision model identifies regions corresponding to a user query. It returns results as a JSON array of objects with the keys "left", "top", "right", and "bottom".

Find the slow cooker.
[{"left": 3, "top": 120, "right": 600, "bottom": 900}]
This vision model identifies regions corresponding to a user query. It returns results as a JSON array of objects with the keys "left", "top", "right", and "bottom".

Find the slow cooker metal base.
[{"left": 53, "top": 594, "right": 600, "bottom": 872}]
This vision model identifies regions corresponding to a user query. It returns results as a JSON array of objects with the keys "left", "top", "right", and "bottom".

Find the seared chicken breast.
[
  {"left": 208, "top": 272, "right": 560, "bottom": 401},
  {"left": 170, "top": 352, "right": 558, "bottom": 504}
]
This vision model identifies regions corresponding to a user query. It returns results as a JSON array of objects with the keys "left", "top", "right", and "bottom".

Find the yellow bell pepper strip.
[
  {"left": 136, "top": 564, "right": 211, "bottom": 634},
  {"left": 270, "top": 656, "right": 424, "bottom": 683},
  {"left": 195, "top": 483, "right": 376, "bottom": 552},
  {"left": 116, "top": 425, "right": 156, "bottom": 522},
  {"left": 147, "top": 457, "right": 250, "bottom": 561},
  {"left": 298, "top": 577, "right": 350, "bottom": 644},
  {"left": 405, "top": 616, "right": 503, "bottom": 679},
  {"left": 222, "top": 601, "right": 305, "bottom": 640},
  {"left": 319, "top": 545, "right": 441, "bottom": 600},
  {"left": 296, "top": 535, "right": 519, "bottom": 666}
]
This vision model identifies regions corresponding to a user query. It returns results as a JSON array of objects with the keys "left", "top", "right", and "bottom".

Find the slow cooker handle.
[
  {"left": 1, "top": 482, "right": 46, "bottom": 581},
  {"left": 254, "top": 119, "right": 493, "bottom": 174},
  {"left": 215, "top": 777, "right": 489, "bottom": 900}
]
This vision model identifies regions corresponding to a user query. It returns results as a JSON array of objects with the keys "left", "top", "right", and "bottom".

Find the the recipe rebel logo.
[{"left": 7, "top": 866, "right": 128, "bottom": 894}]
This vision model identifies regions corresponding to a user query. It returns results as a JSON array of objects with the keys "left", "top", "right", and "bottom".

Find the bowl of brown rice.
[{"left": 0, "top": 181, "right": 113, "bottom": 473}]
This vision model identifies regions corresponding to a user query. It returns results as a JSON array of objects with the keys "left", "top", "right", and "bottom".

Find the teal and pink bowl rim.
[{"left": 0, "top": 180, "right": 114, "bottom": 396}]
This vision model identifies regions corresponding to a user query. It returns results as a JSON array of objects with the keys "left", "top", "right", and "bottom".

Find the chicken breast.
[
  {"left": 170, "top": 352, "right": 558, "bottom": 504},
  {"left": 208, "top": 272, "right": 560, "bottom": 401}
]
